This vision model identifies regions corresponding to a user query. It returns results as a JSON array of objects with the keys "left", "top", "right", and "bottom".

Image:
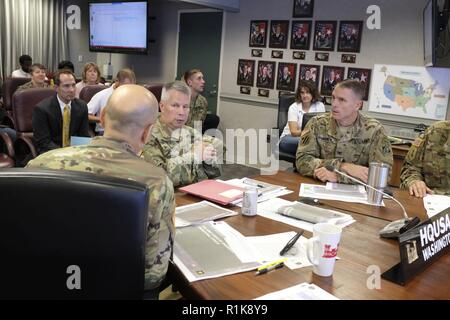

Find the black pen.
[{"left": 279, "top": 231, "right": 304, "bottom": 256}]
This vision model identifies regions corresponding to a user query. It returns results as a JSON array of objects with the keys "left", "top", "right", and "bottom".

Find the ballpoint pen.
[
  {"left": 255, "top": 258, "right": 287, "bottom": 275},
  {"left": 243, "top": 178, "right": 265, "bottom": 188},
  {"left": 279, "top": 231, "right": 304, "bottom": 256}
]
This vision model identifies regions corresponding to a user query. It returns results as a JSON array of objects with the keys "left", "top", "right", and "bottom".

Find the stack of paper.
[
  {"left": 219, "top": 177, "right": 293, "bottom": 206},
  {"left": 175, "top": 201, "right": 238, "bottom": 228},
  {"left": 257, "top": 198, "right": 355, "bottom": 232},
  {"left": 173, "top": 221, "right": 262, "bottom": 282},
  {"left": 276, "top": 201, "right": 353, "bottom": 225},
  {"left": 299, "top": 182, "right": 385, "bottom": 206},
  {"left": 423, "top": 195, "right": 450, "bottom": 218},
  {"left": 246, "top": 231, "right": 312, "bottom": 270}
]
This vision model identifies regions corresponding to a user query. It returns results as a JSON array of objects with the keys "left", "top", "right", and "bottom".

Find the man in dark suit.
[{"left": 32, "top": 69, "right": 90, "bottom": 154}]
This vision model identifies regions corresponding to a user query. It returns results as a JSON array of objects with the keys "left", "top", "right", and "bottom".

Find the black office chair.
[
  {"left": 301, "top": 112, "right": 327, "bottom": 131},
  {"left": 0, "top": 169, "right": 149, "bottom": 299}
]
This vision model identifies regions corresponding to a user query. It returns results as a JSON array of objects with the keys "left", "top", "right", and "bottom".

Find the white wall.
[
  {"left": 218, "top": 0, "right": 440, "bottom": 136},
  {"left": 65, "top": 0, "right": 447, "bottom": 136}
]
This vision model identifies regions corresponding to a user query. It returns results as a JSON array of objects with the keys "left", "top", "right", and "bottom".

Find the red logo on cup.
[{"left": 322, "top": 244, "right": 338, "bottom": 258}]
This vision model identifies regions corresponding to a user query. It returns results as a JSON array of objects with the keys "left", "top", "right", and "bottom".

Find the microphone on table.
[{"left": 324, "top": 165, "right": 420, "bottom": 239}]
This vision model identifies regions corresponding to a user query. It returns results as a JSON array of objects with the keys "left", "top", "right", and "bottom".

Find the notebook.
[{"left": 179, "top": 180, "right": 246, "bottom": 205}]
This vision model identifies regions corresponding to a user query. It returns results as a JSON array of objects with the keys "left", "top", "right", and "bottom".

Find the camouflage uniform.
[
  {"left": 296, "top": 112, "right": 393, "bottom": 184},
  {"left": 26, "top": 136, "right": 175, "bottom": 291},
  {"left": 400, "top": 120, "right": 450, "bottom": 195},
  {"left": 16, "top": 81, "right": 49, "bottom": 92},
  {"left": 142, "top": 118, "right": 223, "bottom": 188},
  {"left": 186, "top": 94, "right": 208, "bottom": 128}
]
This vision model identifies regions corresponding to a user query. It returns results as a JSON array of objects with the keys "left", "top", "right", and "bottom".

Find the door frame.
[{"left": 175, "top": 9, "right": 226, "bottom": 115}]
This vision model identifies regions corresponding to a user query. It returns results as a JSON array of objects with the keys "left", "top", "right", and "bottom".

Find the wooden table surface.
[{"left": 169, "top": 171, "right": 450, "bottom": 300}]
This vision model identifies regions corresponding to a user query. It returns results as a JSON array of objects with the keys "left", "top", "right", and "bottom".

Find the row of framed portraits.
[
  {"left": 237, "top": 59, "right": 372, "bottom": 100},
  {"left": 250, "top": 20, "right": 363, "bottom": 53}
]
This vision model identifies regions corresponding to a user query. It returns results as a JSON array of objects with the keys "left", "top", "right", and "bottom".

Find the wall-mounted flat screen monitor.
[{"left": 89, "top": 1, "right": 148, "bottom": 54}]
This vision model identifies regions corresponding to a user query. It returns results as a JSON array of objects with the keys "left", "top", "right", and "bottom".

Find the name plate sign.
[{"left": 382, "top": 207, "right": 450, "bottom": 285}]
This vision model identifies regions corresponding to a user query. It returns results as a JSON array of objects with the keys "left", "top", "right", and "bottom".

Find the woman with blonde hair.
[{"left": 75, "top": 62, "right": 103, "bottom": 98}]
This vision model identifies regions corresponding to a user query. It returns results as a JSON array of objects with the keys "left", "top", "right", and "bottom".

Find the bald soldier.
[
  {"left": 27, "top": 85, "right": 175, "bottom": 299},
  {"left": 143, "top": 81, "right": 223, "bottom": 188},
  {"left": 400, "top": 120, "right": 450, "bottom": 197},
  {"left": 296, "top": 79, "right": 393, "bottom": 184}
]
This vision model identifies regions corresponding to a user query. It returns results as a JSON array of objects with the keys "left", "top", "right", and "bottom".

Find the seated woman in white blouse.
[
  {"left": 279, "top": 80, "right": 325, "bottom": 156},
  {"left": 75, "top": 62, "right": 103, "bottom": 98}
]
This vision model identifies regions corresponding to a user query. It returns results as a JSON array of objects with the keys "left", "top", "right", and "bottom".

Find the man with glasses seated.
[{"left": 32, "top": 69, "right": 90, "bottom": 154}]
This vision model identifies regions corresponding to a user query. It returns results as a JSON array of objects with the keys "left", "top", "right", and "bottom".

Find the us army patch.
[{"left": 301, "top": 129, "right": 310, "bottom": 145}]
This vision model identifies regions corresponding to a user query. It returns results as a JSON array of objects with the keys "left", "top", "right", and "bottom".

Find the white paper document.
[
  {"left": 218, "top": 178, "right": 293, "bottom": 206},
  {"left": 299, "top": 183, "right": 385, "bottom": 206},
  {"left": 175, "top": 200, "right": 238, "bottom": 228},
  {"left": 173, "top": 221, "right": 261, "bottom": 282},
  {"left": 255, "top": 282, "right": 339, "bottom": 300},
  {"left": 257, "top": 198, "right": 355, "bottom": 232},
  {"left": 246, "top": 232, "right": 312, "bottom": 270},
  {"left": 423, "top": 195, "right": 450, "bottom": 218}
]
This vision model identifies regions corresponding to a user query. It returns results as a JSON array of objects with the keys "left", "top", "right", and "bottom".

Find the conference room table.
[{"left": 169, "top": 171, "right": 450, "bottom": 300}]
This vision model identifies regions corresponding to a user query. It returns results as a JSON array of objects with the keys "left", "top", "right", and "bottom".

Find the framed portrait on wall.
[
  {"left": 337, "top": 21, "right": 363, "bottom": 52},
  {"left": 313, "top": 21, "right": 337, "bottom": 51},
  {"left": 291, "top": 20, "right": 312, "bottom": 50},
  {"left": 249, "top": 20, "right": 268, "bottom": 48},
  {"left": 320, "top": 65, "right": 345, "bottom": 96},
  {"left": 237, "top": 59, "right": 255, "bottom": 87},
  {"left": 269, "top": 20, "right": 289, "bottom": 48},
  {"left": 347, "top": 67, "right": 372, "bottom": 100},
  {"left": 256, "top": 60, "right": 275, "bottom": 89},
  {"left": 293, "top": 0, "right": 314, "bottom": 18},
  {"left": 299, "top": 64, "right": 321, "bottom": 89},
  {"left": 276, "top": 62, "right": 297, "bottom": 92}
]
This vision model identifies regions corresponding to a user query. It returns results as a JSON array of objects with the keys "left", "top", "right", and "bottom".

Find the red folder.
[{"left": 179, "top": 180, "right": 245, "bottom": 205}]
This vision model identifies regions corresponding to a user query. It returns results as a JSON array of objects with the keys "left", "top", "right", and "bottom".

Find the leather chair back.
[
  {"left": 0, "top": 168, "right": 148, "bottom": 299},
  {"left": 2, "top": 77, "right": 30, "bottom": 111},
  {"left": 12, "top": 88, "right": 55, "bottom": 133},
  {"left": 79, "top": 85, "right": 107, "bottom": 103},
  {"left": 277, "top": 94, "right": 296, "bottom": 137},
  {"left": 301, "top": 112, "right": 327, "bottom": 130}
]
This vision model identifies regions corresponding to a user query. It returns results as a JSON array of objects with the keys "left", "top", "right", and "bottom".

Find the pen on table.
[
  {"left": 255, "top": 258, "right": 287, "bottom": 275},
  {"left": 279, "top": 230, "right": 304, "bottom": 256},
  {"left": 243, "top": 178, "right": 265, "bottom": 188}
]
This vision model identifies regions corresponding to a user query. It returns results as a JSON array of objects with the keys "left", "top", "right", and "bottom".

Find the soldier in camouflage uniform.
[
  {"left": 400, "top": 120, "right": 450, "bottom": 197},
  {"left": 296, "top": 79, "right": 393, "bottom": 184},
  {"left": 143, "top": 81, "right": 223, "bottom": 188},
  {"left": 184, "top": 69, "right": 208, "bottom": 128},
  {"left": 16, "top": 63, "right": 49, "bottom": 92},
  {"left": 27, "top": 85, "right": 175, "bottom": 299}
]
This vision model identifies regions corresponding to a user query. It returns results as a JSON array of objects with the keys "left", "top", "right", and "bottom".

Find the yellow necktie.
[{"left": 62, "top": 104, "right": 71, "bottom": 147}]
